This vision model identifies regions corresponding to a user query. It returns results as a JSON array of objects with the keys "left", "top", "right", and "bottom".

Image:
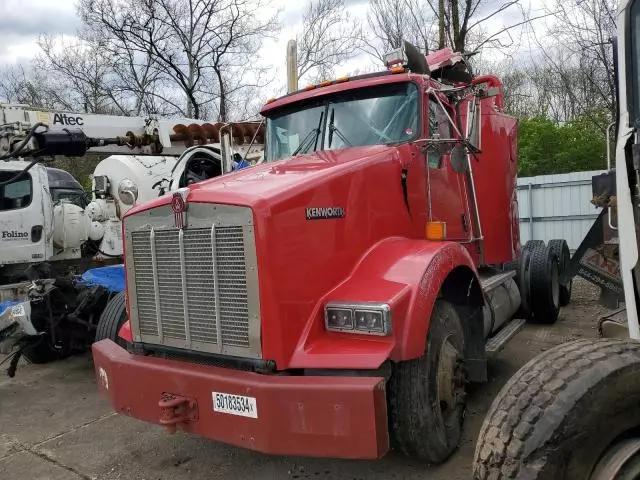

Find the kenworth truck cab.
[{"left": 92, "top": 45, "right": 565, "bottom": 462}]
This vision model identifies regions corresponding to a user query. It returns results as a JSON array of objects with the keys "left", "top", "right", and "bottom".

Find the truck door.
[
  {"left": 423, "top": 96, "right": 473, "bottom": 242},
  {"left": 0, "top": 163, "right": 51, "bottom": 267}
]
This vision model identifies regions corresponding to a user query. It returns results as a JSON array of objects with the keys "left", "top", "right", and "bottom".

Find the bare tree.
[
  {"left": 365, "top": 0, "right": 547, "bottom": 58},
  {"left": 434, "top": 0, "right": 526, "bottom": 53},
  {"left": 546, "top": 0, "right": 616, "bottom": 120},
  {"left": 0, "top": 65, "right": 59, "bottom": 109},
  {"left": 366, "top": 0, "right": 436, "bottom": 60},
  {"left": 79, "top": 0, "right": 279, "bottom": 120},
  {"left": 35, "top": 34, "right": 120, "bottom": 113},
  {"left": 296, "top": 0, "right": 363, "bottom": 83}
]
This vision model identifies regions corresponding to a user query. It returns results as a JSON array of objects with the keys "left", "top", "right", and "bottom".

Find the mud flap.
[{"left": 564, "top": 209, "right": 623, "bottom": 307}]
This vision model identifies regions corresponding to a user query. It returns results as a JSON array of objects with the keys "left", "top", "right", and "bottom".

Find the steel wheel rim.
[
  {"left": 591, "top": 438, "right": 640, "bottom": 479},
  {"left": 436, "top": 335, "right": 464, "bottom": 416}
]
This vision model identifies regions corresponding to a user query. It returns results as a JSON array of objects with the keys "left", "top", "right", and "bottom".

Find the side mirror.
[
  {"left": 450, "top": 146, "right": 468, "bottom": 173},
  {"left": 467, "top": 99, "right": 481, "bottom": 152}
]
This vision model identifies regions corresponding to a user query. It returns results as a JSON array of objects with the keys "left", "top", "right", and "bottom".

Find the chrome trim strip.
[
  {"left": 211, "top": 224, "right": 223, "bottom": 347},
  {"left": 178, "top": 228, "right": 191, "bottom": 347},
  {"left": 149, "top": 228, "right": 163, "bottom": 342}
]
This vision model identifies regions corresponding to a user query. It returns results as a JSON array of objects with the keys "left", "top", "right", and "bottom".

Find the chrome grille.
[
  {"left": 216, "top": 226, "right": 250, "bottom": 347},
  {"left": 126, "top": 204, "right": 261, "bottom": 358}
]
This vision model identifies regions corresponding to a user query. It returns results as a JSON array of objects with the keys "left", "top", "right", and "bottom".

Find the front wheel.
[
  {"left": 388, "top": 300, "right": 466, "bottom": 464},
  {"left": 473, "top": 339, "right": 640, "bottom": 479},
  {"left": 94, "top": 291, "right": 127, "bottom": 347}
]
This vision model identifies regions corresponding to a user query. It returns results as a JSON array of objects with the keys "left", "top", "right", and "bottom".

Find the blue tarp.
[
  {"left": 80, "top": 265, "right": 126, "bottom": 293},
  {"left": 0, "top": 300, "right": 20, "bottom": 317}
]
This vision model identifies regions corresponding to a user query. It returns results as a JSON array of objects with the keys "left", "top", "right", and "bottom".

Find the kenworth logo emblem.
[
  {"left": 171, "top": 192, "right": 187, "bottom": 229},
  {"left": 305, "top": 207, "right": 345, "bottom": 220}
]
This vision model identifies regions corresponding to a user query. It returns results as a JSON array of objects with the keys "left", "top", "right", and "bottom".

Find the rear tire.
[
  {"left": 523, "top": 240, "right": 544, "bottom": 252},
  {"left": 94, "top": 291, "right": 127, "bottom": 347},
  {"left": 548, "top": 239, "right": 572, "bottom": 306},
  {"left": 528, "top": 243, "right": 560, "bottom": 324},
  {"left": 473, "top": 339, "right": 640, "bottom": 480},
  {"left": 21, "top": 338, "right": 63, "bottom": 364},
  {"left": 388, "top": 300, "right": 466, "bottom": 464}
]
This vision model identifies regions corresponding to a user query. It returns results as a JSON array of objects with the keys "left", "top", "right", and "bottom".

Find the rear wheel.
[
  {"left": 95, "top": 291, "right": 127, "bottom": 347},
  {"left": 473, "top": 339, "right": 640, "bottom": 479},
  {"left": 523, "top": 240, "right": 545, "bottom": 252},
  {"left": 21, "top": 337, "right": 63, "bottom": 364},
  {"left": 388, "top": 300, "right": 466, "bottom": 464},
  {"left": 528, "top": 243, "right": 560, "bottom": 324},
  {"left": 548, "top": 239, "right": 572, "bottom": 306}
]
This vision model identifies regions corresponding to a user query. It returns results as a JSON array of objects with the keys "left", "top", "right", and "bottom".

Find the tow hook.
[{"left": 158, "top": 393, "right": 198, "bottom": 434}]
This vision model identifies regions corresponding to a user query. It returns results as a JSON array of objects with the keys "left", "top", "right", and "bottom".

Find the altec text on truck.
[{"left": 92, "top": 44, "right": 565, "bottom": 463}]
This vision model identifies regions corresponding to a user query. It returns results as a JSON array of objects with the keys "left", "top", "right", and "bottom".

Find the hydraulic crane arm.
[{"left": 0, "top": 104, "right": 265, "bottom": 158}]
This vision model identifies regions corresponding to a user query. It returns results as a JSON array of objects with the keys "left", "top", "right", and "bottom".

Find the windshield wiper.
[
  {"left": 327, "top": 108, "right": 351, "bottom": 147},
  {"left": 291, "top": 111, "right": 324, "bottom": 156}
]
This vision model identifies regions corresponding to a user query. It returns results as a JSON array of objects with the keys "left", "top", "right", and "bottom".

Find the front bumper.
[{"left": 92, "top": 339, "right": 389, "bottom": 459}]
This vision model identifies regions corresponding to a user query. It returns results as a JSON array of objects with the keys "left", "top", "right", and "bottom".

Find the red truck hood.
[{"left": 125, "top": 144, "right": 400, "bottom": 217}]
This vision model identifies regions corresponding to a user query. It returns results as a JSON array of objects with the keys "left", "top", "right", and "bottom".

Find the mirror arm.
[{"left": 426, "top": 87, "right": 463, "bottom": 138}]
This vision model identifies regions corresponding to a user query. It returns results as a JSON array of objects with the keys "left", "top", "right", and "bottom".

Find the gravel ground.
[{"left": 0, "top": 278, "right": 613, "bottom": 480}]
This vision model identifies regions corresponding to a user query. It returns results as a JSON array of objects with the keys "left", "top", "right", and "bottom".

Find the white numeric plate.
[{"left": 212, "top": 392, "right": 258, "bottom": 418}]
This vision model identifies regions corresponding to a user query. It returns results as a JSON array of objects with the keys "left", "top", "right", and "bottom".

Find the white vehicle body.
[
  {"left": 0, "top": 104, "right": 265, "bottom": 267},
  {"left": 614, "top": 0, "right": 640, "bottom": 338}
]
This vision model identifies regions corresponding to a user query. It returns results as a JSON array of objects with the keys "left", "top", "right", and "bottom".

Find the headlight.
[
  {"left": 117, "top": 179, "right": 138, "bottom": 205},
  {"left": 324, "top": 302, "right": 391, "bottom": 336}
]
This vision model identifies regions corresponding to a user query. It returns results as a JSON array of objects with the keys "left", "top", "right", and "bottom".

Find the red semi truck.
[{"left": 91, "top": 44, "right": 565, "bottom": 463}]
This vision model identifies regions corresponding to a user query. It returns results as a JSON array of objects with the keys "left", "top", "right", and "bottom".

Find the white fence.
[{"left": 517, "top": 170, "right": 606, "bottom": 251}]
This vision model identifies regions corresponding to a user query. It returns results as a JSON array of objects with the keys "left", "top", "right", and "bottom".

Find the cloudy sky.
[
  {"left": 0, "top": 0, "right": 551, "bottom": 105},
  {"left": 0, "top": 0, "right": 81, "bottom": 63}
]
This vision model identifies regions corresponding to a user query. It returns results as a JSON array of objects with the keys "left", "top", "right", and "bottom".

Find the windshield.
[{"left": 266, "top": 82, "right": 419, "bottom": 161}]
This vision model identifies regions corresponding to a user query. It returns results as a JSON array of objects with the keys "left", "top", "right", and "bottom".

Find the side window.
[
  {"left": 0, "top": 174, "right": 32, "bottom": 211},
  {"left": 427, "top": 99, "right": 452, "bottom": 168}
]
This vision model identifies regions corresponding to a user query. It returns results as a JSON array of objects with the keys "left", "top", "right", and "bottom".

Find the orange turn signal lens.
[
  {"left": 390, "top": 66, "right": 406, "bottom": 74},
  {"left": 335, "top": 76, "right": 349, "bottom": 83},
  {"left": 304, "top": 84, "right": 316, "bottom": 91},
  {"left": 266, "top": 97, "right": 276, "bottom": 104},
  {"left": 426, "top": 222, "right": 446, "bottom": 240},
  {"left": 318, "top": 80, "right": 332, "bottom": 87}
]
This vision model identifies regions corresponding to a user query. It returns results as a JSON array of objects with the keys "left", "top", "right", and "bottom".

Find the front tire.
[
  {"left": 388, "top": 300, "right": 466, "bottom": 463},
  {"left": 473, "top": 339, "right": 640, "bottom": 479},
  {"left": 95, "top": 291, "right": 127, "bottom": 347}
]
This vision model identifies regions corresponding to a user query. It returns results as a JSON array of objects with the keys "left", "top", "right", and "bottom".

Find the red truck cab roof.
[
  {"left": 260, "top": 46, "right": 469, "bottom": 116},
  {"left": 260, "top": 70, "right": 430, "bottom": 117}
]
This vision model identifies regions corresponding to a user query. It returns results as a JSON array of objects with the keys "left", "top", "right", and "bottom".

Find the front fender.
[{"left": 288, "top": 237, "right": 481, "bottom": 369}]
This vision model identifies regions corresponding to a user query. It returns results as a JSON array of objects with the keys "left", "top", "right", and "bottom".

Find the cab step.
[
  {"left": 598, "top": 306, "right": 628, "bottom": 339},
  {"left": 485, "top": 317, "right": 526, "bottom": 354}
]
